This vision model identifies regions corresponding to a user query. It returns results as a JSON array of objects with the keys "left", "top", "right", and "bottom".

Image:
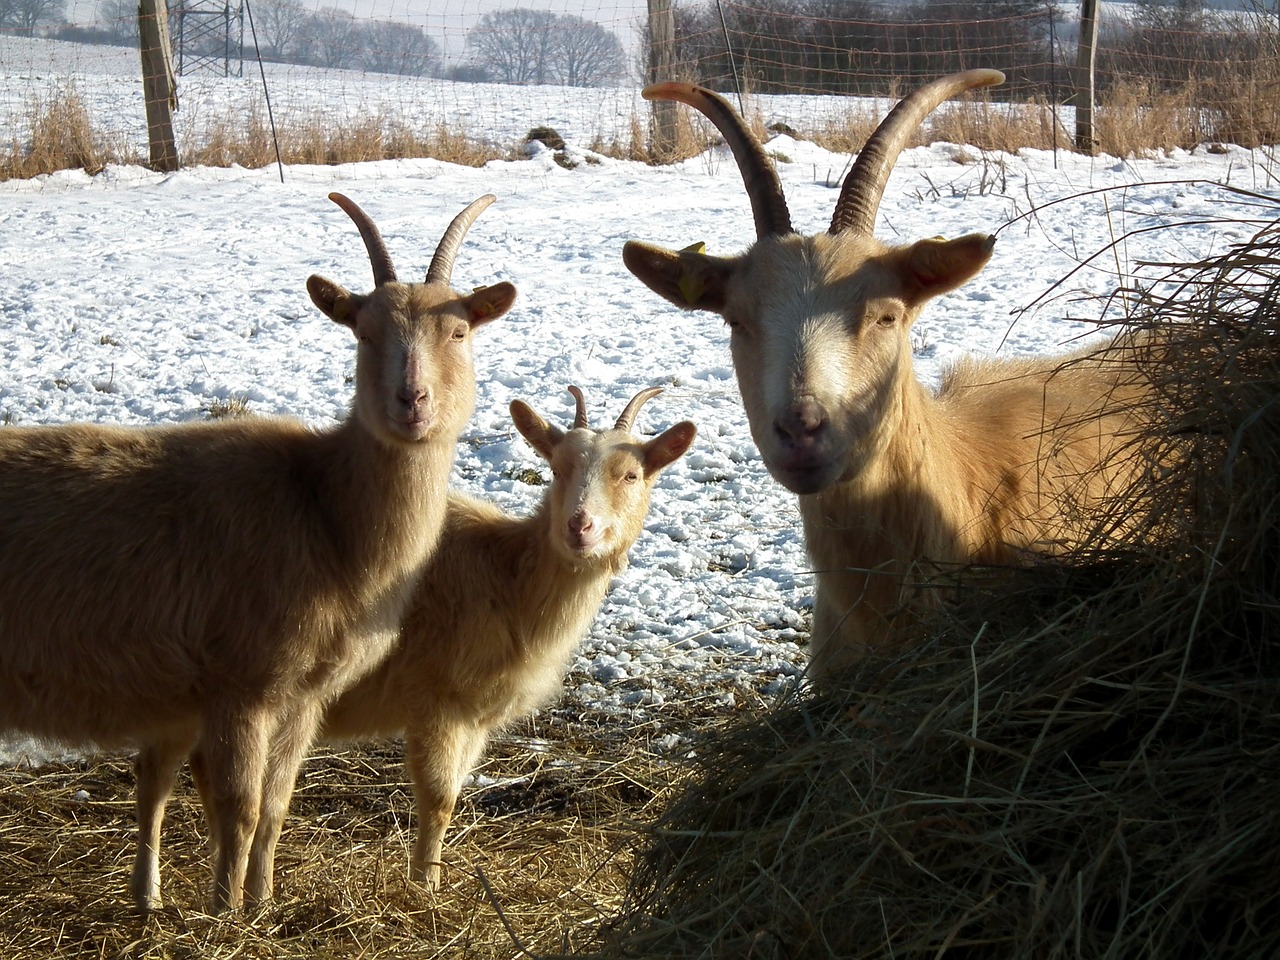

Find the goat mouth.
[
  {"left": 565, "top": 531, "right": 607, "bottom": 557},
  {"left": 391, "top": 415, "right": 435, "bottom": 442},
  {"left": 767, "top": 457, "right": 844, "bottom": 495}
]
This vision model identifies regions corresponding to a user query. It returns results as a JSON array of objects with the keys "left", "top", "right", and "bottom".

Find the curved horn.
[
  {"left": 642, "top": 83, "right": 792, "bottom": 239},
  {"left": 830, "top": 69, "right": 1005, "bottom": 236},
  {"left": 426, "top": 194, "right": 497, "bottom": 286},
  {"left": 614, "top": 387, "right": 664, "bottom": 433},
  {"left": 566, "top": 385, "right": 590, "bottom": 430},
  {"left": 328, "top": 192, "right": 397, "bottom": 286}
]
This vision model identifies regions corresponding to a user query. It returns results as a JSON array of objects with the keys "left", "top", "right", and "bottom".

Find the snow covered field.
[{"left": 1, "top": 39, "right": 1277, "bottom": 761}]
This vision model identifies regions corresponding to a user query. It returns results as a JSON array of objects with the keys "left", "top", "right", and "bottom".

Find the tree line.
[{"left": 39, "top": 1, "right": 627, "bottom": 86}]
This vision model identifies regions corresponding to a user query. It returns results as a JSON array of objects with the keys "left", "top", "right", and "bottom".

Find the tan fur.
[
  {"left": 176, "top": 389, "right": 695, "bottom": 889},
  {"left": 625, "top": 172, "right": 1151, "bottom": 680},
  {"left": 0, "top": 194, "right": 515, "bottom": 913}
]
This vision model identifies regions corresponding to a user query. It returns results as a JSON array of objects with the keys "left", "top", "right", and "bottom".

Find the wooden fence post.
[
  {"left": 138, "top": 0, "right": 179, "bottom": 171},
  {"left": 1075, "top": 0, "right": 1100, "bottom": 154},
  {"left": 647, "top": 0, "right": 678, "bottom": 161}
]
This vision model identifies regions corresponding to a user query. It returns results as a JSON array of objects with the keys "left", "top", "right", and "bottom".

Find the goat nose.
[
  {"left": 398, "top": 383, "right": 430, "bottom": 407},
  {"left": 569, "top": 510, "right": 594, "bottom": 535},
  {"left": 774, "top": 397, "right": 826, "bottom": 443}
]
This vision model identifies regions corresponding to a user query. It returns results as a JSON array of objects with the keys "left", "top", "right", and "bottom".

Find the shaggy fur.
[{"left": 0, "top": 193, "right": 515, "bottom": 913}]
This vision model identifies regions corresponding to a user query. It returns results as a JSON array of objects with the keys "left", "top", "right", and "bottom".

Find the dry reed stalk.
[{"left": 0, "top": 82, "right": 134, "bottom": 180}]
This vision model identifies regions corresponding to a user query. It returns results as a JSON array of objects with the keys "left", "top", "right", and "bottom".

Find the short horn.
[
  {"left": 567, "top": 385, "right": 589, "bottom": 429},
  {"left": 830, "top": 70, "right": 1005, "bottom": 236},
  {"left": 426, "top": 194, "right": 497, "bottom": 286},
  {"left": 642, "top": 83, "right": 792, "bottom": 239},
  {"left": 614, "top": 387, "right": 664, "bottom": 433},
  {"left": 328, "top": 192, "right": 397, "bottom": 286}
]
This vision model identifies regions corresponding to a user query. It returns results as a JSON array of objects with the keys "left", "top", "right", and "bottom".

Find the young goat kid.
[
  {"left": 623, "top": 71, "right": 1152, "bottom": 677},
  {"left": 178, "top": 385, "right": 694, "bottom": 888},
  {"left": 0, "top": 192, "right": 515, "bottom": 913}
]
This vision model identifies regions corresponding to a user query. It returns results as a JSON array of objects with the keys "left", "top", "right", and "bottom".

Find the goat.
[
  {"left": 169, "top": 385, "right": 696, "bottom": 889},
  {"left": 0, "top": 191, "right": 515, "bottom": 913},
  {"left": 623, "top": 71, "right": 1152, "bottom": 677}
]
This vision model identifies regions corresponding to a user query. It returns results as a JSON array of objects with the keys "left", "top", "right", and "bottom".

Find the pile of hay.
[{"left": 596, "top": 210, "right": 1280, "bottom": 959}]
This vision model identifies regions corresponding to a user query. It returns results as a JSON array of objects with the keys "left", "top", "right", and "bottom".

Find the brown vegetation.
[
  {"left": 0, "top": 83, "right": 136, "bottom": 179},
  {"left": 0, "top": 713, "right": 668, "bottom": 958}
]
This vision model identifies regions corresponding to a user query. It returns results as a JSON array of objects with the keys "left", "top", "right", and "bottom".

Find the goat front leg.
[
  {"left": 200, "top": 702, "right": 272, "bottom": 913},
  {"left": 244, "top": 697, "right": 324, "bottom": 906},
  {"left": 131, "top": 731, "right": 197, "bottom": 912},
  {"left": 404, "top": 720, "right": 489, "bottom": 888}
]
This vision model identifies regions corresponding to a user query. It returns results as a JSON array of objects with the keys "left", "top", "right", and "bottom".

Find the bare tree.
[
  {"left": 248, "top": 0, "right": 307, "bottom": 59},
  {"left": 359, "top": 19, "right": 439, "bottom": 76},
  {"left": 96, "top": 0, "right": 139, "bottom": 42},
  {"left": 0, "top": 0, "right": 65, "bottom": 35},
  {"left": 466, "top": 7, "right": 627, "bottom": 86},
  {"left": 295, "top": 6, "right": 361, "bottom": 69},
  {"left": 550, "top": 13, "right": 627, "bottom": 86},
  {"left": 466, "top": 7, "right": 557, "bottom": 84}
]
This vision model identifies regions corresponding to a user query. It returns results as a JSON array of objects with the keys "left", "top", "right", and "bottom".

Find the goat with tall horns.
[{"left": 624, "top": 70, "right": 1153, "bottom": 676}]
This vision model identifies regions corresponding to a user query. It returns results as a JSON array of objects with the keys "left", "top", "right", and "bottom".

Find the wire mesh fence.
[{"left": 1, "top": 0, "right": 1278, "bottom": 175}]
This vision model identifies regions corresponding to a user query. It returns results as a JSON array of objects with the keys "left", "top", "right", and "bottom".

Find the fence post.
[
  {"left": 1074, "top": 0, "right": 1100, "bottom": 154},
  {"left": 138, "top": 0, "right": 180, "bottom": 171},
  {"left": 647, "top": 0, "right": 678, "bottom": 160}
]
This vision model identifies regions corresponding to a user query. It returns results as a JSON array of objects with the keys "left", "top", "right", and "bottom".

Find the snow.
[{"left": 1, "top": 41, "right": 1278, "bottom": 762}]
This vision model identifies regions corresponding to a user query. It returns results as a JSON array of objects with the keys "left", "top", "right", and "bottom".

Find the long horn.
[
  {"left": 328, "top": 192, "right": 397, "bottom": 286},
  {"left": 614, "top": 387, "right": 664, "bottom": 433},
  {"left": 566, "top": 385, "right": 590, "bottom": 429},
  {"left": 830, "top": 69, "right": 1005, "bottom": 236},
  {"left": 426, "top": 194, "right": 497, "bottom": 286},
  {"left": 642, "top": 83, "right": 792, "bottom": 239}
]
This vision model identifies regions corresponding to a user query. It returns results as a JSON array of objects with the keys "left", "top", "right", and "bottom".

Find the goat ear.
[
  {"left": 897, "top": 233, "right": 995, "bottom": 304},
  {"left": 307, "top": 275, "right": 364, "bottom": 329},
  {"left": 509, "top": 400, "right": 564, "bottom": 461},
  {"left": 465, "top": 281, "right": 517, "bottom": 327},
  {"left": 623, "top": 241, "right": 733, "bottom": 314},
  {"left": 644, "top": 420, "right": 697, "bottom": 473}
]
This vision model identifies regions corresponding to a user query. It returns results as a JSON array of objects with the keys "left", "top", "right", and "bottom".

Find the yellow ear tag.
[
  {"left": 677, "top": 241, "right": 708, "bottom": 305},
  {"left": 677, "top": 270, "right": 705, "bottom": 306}
]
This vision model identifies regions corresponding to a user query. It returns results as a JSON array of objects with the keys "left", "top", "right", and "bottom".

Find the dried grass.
[
  {"left": 182, "top": 103, "right": 504, "bottom": 169},
  {"left": 0, "top": 82, "right": 137, "bottom": 179},
  {"left": 0, "top": 697, "right": 728, "bottom": 959},
  {"left": 584, "top": 199, "right": 1280, "bottom": 959}
]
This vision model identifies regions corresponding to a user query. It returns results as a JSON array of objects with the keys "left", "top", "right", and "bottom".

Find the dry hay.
[
  {"left": 0, "top": 693, "right": 734, "bottom": 959},
  {"left": 590, "top": 200, "right": 1280, "bottom": 960}
]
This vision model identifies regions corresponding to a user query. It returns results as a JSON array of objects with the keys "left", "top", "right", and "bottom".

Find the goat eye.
[
  {"left": 623, "top": 471, "right": 639, "bottom": 484},
  {"left": 450, "top": 325, "right": 468, "bottom": 342},
  {"left": 876, "top": 313, "right": 897, "bottom": 327}
]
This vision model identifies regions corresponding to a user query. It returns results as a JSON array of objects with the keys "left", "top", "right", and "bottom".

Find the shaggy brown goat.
[
  {"left": 623, "top": 71, "right": 1151, "bottom": 676},
  {"left": 0, "top": 192, "right": 514, "bottom": 912}
]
